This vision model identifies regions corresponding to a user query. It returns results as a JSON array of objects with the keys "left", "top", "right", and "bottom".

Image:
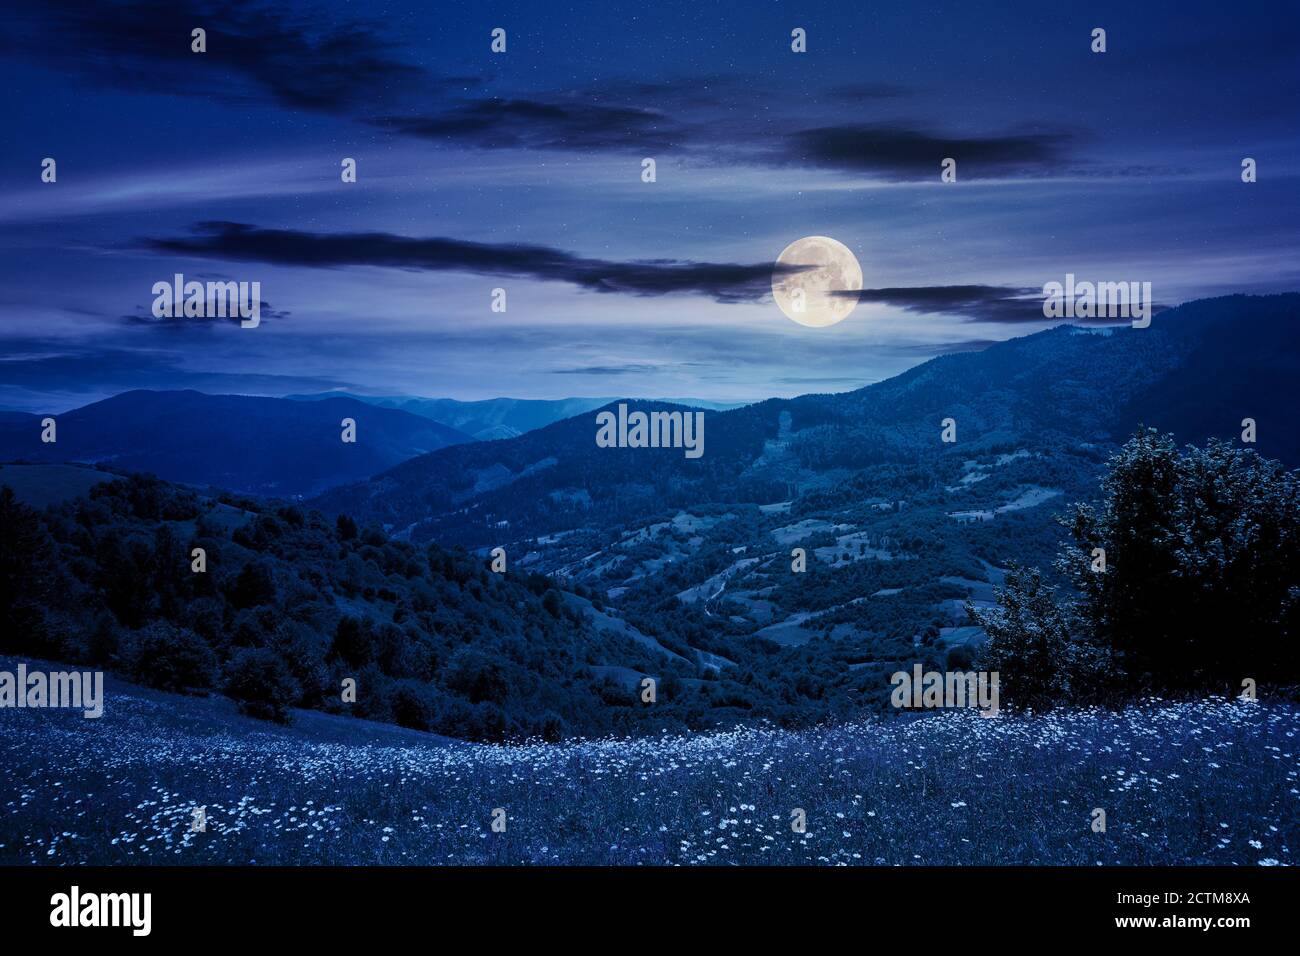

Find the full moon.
[{"left": 771, "top": 236, "right": 863, "bottom": 327}]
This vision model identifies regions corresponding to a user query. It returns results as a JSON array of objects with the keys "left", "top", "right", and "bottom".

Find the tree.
[
  {"left": 542, "top": 589, "right": 563, "bottom": 618},
  {"left": 1060, "top": 430, "right": 1300, "bottom": 692},
  {"left": 0, "top": 488, "right": 58, "bottom": 649},
  {"left": 121, "top": 621, "right": 218, "bottom": 692},
  {"left": 98, "top": 532, "right": 154, "bottom": 629},
  {"left": 973, "top": 566, "right": 1105, "bottom": 710},
  {"left": 444, "top": 648, "right": 509, "bottom": 704},
  {"left": 225, "top": 648, "right": 301, "bottom": 723},
  {"left": 976, "top": 430, "right": 1300, "bottom": 705},
  {"left": 331, "top": 615, "right": 375, "bottom": 668},
  {"left": 390, "top": 680, "right": 433, "bottom": 730},
  {"left": 229, "top": 560, "right": 277, "bottom": 609}
]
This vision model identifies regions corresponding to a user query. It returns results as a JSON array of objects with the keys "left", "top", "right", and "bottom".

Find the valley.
[
  {"left": 2, "top": 294, "right": 1297, "bottom": 740},
  {"left": 305, "top": 295, "right": 1299, "bottom": 720}
]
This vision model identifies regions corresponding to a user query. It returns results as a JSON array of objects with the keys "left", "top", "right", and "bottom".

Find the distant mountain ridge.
[
  {"left": 312, "top": 295, "right": 1300, "bottom": 547},
  {"left": 0, "top": 390, "right": 473, "bottom": 497},
  {"left": 285, "top": 392, "right": 745, "bottom": 441}
]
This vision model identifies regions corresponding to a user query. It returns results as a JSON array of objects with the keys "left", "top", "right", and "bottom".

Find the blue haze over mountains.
[
  {"left": 313, "top": 295, "right": 1299, "bottom": 539},
  {"left": 283, "top": 393, "right": 744, "bottom": 441},
  {"left": 0, "top": 391, "right": 472, "bottom": 498},
  {"left": 291, "top": 294, "right": 1296, "bottom": 662},
  {"left": 3, "top": 295, "right": 1293, "bottom": 510},
  {"left": 0, "top": 392, "right": 739, "bottom": 495}
]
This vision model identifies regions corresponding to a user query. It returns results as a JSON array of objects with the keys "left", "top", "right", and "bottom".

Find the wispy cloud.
[
  {"left": 773, "top": 375, "right": 868, "bottom": 386},
  {"left": 3, "top": 3, "right": 1109, "bottom": 184},
  {"left": 140, "top": 221, "right": 810, "bottom": 303},
  {"left": 783, "top": 125, "right": 1072, "bottom": 178},
  {"left": 839, "top": 284, "right": 1174, "bottom": 325},
  {"left": 370, "top": 98, "right": 688, "bottom": 153},
  {"left": 368, "top": 97, "right": 1084, "bottom": 181},
  {"left": 886, "top": 339, "right": 1001, "bottom": 355},
  {"left": 120, "top": 300, "right": 290, "bottom": 328},
  {"left": 551, "top": 364, "right": 663, "bottom": 376},
  {"left": 2, "top": 0, "right": 444, "bottom": 114},
  {"left": 839, "top": 285, "right": 1047, "bottom": 323},
  {"left": 827, "top": 82, "right": 914, "bottom": 101}
]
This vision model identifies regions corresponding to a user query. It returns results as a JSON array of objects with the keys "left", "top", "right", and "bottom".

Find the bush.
[
  {"left": 331, "top": 615, "right": 375, "bottom": 668},
  {"left": 444, "top": 648, "right": 509, "bottom": 705},
  {"left": 224, "top": 648, "right": 301, "bottom": 723},
  {"left": 390, "top": 680, "right": 433, "bottom": 730},
  {"left": 944, "top": 643, "right": 975, "bottom": 671},
  {"left": 536, "top": 711, "right": 566, "bottom": 742},
  {"left": 228, "top": 560, "right": 277, "bottom": 610},
  {"left": 121, "top": 621, "right": 217, "bottom": 692}
]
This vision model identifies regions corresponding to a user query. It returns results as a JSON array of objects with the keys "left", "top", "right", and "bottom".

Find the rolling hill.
[
  {"left": 0, "top": 390, "right": 474, "bottom": 497},
  {"left": 5, "top": 661, "right": 1291, "bottom": 865},
  {"left": 314, "top": 295, "right": 1299, "bottom": 544},
  {"left": 0, "top": 467, "right": 724, "bottom": 741},
  {"left": 286, "top": 392, "right": 743, "bottom": 441}
]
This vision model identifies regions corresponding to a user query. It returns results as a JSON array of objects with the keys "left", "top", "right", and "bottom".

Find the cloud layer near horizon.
[{"left": 141, "top": 222, "right": 1094, "bottom": 323}]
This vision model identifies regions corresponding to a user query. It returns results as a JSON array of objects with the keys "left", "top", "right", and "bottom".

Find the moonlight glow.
[{"left": 771, "top": 236, "right": 863, "bottom": 328}]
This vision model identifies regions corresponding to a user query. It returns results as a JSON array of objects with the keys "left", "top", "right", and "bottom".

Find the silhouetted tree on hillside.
[{"left": 977, "top": 430, "right": 1300, "bottom": 706}]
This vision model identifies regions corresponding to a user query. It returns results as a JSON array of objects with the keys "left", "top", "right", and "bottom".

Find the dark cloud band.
[
  {"left": 840, "top": 285, "right": 1169, "bottom": 325},
  {"left": 786, "top": 125, "right": 1072, "bottom": 178},
  {"left": 141, "top": 222, "right": 806, "bottom": 303}
]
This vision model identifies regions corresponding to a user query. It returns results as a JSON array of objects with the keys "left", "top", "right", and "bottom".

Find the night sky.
[{"left": 1, "top": 0, "right": 1296, "bottom": 412}]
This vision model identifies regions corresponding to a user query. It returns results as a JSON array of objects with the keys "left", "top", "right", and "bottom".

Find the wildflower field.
[{"left": 1, "top": 670, "right": 1295, "bottom": 866}]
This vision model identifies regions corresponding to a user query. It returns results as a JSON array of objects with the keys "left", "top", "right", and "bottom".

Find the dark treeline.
[{"left": 0, "top": 474, "right": 671, "bottom": 740}]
